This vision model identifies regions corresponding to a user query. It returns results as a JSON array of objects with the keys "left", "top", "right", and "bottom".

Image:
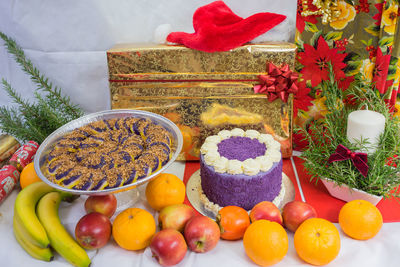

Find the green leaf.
[
  {"left": 295, "top": 38, "right": 304, "bottom": 51},
  {"left": 344, "top": 60, "right": 362, "bottom": 76},
  {"left": 361, "top": 40, "right": 368, "bottom": 46},
  {"left": 365, "top": 24, "right": 380, "bottom": 37},
  {"left": 305, "top": 22, "right": 319, "bottom": 33},
  {"left": 325, "top": 31, "right": 343, "bottom": 41},
  {"left": 344, "top": 0, "right": 354, "bottom": 5},
  {"left": 310, "top": 30, "right": 323, "bottom": 47},
  {"left": 378, "top": 36, "right": 394, "bottom": 47}
]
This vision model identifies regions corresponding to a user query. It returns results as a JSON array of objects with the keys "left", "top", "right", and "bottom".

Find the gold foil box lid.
[{"left": 107, "top": 42, "right": 297, "bottom": 76}]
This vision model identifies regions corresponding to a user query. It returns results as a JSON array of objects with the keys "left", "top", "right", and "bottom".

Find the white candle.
[{"left": 346, "top": 110, "right": 386, "bottom": 154}]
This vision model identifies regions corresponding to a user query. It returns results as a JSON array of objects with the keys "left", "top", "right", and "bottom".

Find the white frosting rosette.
[{"left": 200, "top": 128, "right": 281, "bottom": 175}]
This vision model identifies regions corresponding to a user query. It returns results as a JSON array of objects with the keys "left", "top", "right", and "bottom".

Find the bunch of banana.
[{"left": 13, "top": 182, "right": 91, "bottom": 267}]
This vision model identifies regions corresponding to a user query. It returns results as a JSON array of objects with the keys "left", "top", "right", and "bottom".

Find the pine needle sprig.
[
  {"left": 298, "top": 64, "right": 400, "bottom": 198},
  {"left": 0, "top": 32, "right": 84, "bottom": 143},
  {"left": 0, "top": 32, "right": 84, "bottom": 119}
]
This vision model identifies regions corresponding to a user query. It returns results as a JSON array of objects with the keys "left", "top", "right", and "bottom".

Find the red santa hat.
[{"left": 166, "top": 1, "right": 286, "bottom": 52}]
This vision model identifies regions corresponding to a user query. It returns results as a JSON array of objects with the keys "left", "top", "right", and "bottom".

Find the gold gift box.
[{"left": 107, "top": 43, "right": 296, "bottom": 160}]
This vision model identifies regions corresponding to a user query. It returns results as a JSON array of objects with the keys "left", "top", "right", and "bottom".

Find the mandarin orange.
[
  {"left": 112, "top": 208, "right": 156, "bottom": 250},
  {"left": 145, "top": 173, "right": 185, "bottom": 211},
  {"left": 338, "top": 199, "right": 383, "bottom": 240},
  {"left": 243, "top": 220, "right": 288, "bottom": 266},
  {"left": 20, "top": 162, "right": 42, "bottom": 189},
  {"left": 294, "top": 218, "right": 340, "bottom": 266}
]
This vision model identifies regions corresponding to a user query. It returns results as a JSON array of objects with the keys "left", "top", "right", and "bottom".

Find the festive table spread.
[
  {"left": 1, "top": 159, "right": 400, "bottom": 267},
  {"left": 1, "top": 1, "right": 400, "bottom": 266}
]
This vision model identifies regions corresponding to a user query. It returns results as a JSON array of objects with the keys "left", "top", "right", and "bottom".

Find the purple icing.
[
  {"left": 217, "top": 136, "right": 266, "bottom": 161},
  {"left": 200, "top": 154, "right": 282, "bottom": 211}
]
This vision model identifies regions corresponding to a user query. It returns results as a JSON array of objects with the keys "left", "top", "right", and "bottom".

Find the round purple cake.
[{"left": 200, "top": 128, "right": 282, "bottom": 210}]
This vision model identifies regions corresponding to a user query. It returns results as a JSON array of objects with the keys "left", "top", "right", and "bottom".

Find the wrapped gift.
[
  {"left": 0, "top": 135, "right": 20, "bottom": 166},
  {"left": 107, "top": 43, "right": 297, "bottom": 160}
]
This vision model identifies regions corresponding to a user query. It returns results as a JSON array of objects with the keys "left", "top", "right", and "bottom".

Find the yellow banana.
[
  {"left": 14, "top": 181, "right": 55, "bottom": 248},
  {"left": 13, "top": 215, "right": 54, "bottom": 262},
  {"left": 36, "top": 192, "right": 91, "bottom": 267}
]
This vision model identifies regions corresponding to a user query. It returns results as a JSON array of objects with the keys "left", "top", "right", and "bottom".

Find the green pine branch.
[
  {"left": 0, "top": 31, "right": 83, "bottom": 119},
  {"left": 0, "top": 32, "right": 84, "bottom": 143},
  {"left": 298, "top": 64, "right": 400, "bottom": 198}
]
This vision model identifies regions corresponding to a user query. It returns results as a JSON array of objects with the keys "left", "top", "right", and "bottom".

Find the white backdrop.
[{"left": 0, "top": 0, "right": 297, "bottom": 114}]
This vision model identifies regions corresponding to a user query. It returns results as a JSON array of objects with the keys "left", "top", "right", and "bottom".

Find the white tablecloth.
[{"left": 1, "top": 161, "right": 400, "bottom": 267}]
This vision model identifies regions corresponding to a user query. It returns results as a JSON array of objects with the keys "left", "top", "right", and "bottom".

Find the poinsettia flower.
[
  {"left": 372, "top": 3, "right": 384, "bottom": 26},
  {"left": 330, "top": 1, "right": 356, "bottom": 30},
  {"left": 382, "top": 3, "right": 398, "bottom": 34},
  {"left": 297, "top": 36, "right": 347, "bottom": 87},
  {"left": 338, "top": 75, "right": 354, "bottom": 91},
  {"left": 373, "top": 47, "right": 391, "bottom": 94},
  {"left": 296, "top": 0, "right": 319, "bottom": 33},
  {"left": 293, "top": 80, "right": 313, "bottom": 117}
]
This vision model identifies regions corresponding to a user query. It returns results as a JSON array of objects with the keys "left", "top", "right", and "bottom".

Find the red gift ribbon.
[
  {"left": 328, "top": 144, "right": 369, "bottom": 177},
  {"left": 253, "top": 63, "right": 299, "bottom": 103}
]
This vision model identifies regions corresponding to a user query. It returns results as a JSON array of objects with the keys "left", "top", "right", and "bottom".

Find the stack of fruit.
[
  {"left": 11, "top": 169, "right": 384, "bottom": 267},
  {"left": 13, "top": 182, "right": 91, "bottom": 266}
]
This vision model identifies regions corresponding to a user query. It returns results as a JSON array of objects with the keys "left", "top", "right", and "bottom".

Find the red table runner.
[{"left": 182, "top": 157, "right": 400, "bottom": 223}]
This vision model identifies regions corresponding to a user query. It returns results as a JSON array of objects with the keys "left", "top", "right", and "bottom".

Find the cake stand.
[
  {"left": 34, "top": 109, "right": 183, "bottom": 211},
  {"left": 186, "top": 170, "right": 295, "bottom": 219}
]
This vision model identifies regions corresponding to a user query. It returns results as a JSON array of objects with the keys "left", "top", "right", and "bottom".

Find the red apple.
[
  {"left": 249, "top": 201, "right": 283, "bottom": 225},
  {"left": 158, "top": 204, "right": 197, "bottom": 232},
  {"left": 184, "top": 216, "right": 220, "bottom": 253},
  {"left": 75, "top": 212, "right": 112, "bottom": 249},
  {"left": 150, "top": 229, "right": 187, "bottom": 266},
  {"left": 282, "top": 201, "right": 317, "bottom": 232},
  {"left": 84, "top": 194, "right": 117, "bottom": 218}
]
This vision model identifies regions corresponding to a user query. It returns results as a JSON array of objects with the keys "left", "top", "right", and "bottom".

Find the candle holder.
[{"left": 298, "top": 65, "right": 400, "bottom": 203}]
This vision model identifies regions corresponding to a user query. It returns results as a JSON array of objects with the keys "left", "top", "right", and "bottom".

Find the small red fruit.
[
  {"left": 282, "top": 201, "right": 317, "bottom": 232},
  {"left": 84, "top": 194, "right": 117, "bottom": 218},
  {"left": 158, "top": 204, "right": 197, "bottom": 232},
  {"left": 184, "top": 216, "right": 220, "bottom": 253},
  {"left": 249, "top": 201, "right": 283, "bottom": 225},
  {"left": 75, "top": 212, "right": 112, "bottom": 249},
  {"left": 150, "top": 229, "right": 187, "bottom": 266}
]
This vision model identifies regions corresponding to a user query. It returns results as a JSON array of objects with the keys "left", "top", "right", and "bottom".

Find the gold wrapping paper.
[
  {"left": 107, "top": 43, "right": 297, "bottom": 160},
  {"left": 0, "top": 135, "right": 20, "bottom": 162}
]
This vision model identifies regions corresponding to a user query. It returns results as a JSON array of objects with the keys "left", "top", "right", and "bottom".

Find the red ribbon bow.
[
  {"left": 328, "top": 144, "right": 369, "bottom": 177},
  {"left": 253, "top": 63, "right": 299, "bottom": 103}
]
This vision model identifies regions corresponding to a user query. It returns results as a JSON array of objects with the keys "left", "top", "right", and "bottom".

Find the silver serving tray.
[{"left": 34, "top": 109, "right": 183, "bottom": 195}]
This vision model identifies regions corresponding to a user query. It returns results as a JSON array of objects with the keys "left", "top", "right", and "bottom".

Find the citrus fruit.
[
  {"left": 217, "top": 205, "right": 250, "bottom": 240},
  {"left": 112, "top": 208, "right": 156, "bottom": 250},
  {"left": 338, "top": 199, "right": 383, "bottom": 240},
  {"left": 178, "top": 125, "right": 193, "bottom": 152},
  {"left": 145, "top": 173, "right": 185, "bottom": 211},
  {"left": 294, "top": 218, "right": 340, "bottom": 266},
  {"left": 20, "top": 162, "right": 41, "bottom": 189},
  {"left": 243, "top": 220, "right": 288, "bottom": 266}
]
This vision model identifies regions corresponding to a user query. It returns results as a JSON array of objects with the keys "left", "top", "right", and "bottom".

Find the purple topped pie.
[{"left": 45, "top": 117, "right": 172, "bottom": 191}]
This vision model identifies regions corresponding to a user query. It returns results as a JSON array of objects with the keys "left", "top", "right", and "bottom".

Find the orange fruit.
[
  {"left": 243, "top": 220, "right": 288, "bottom": 266},
  {"left": 217, "top": 206, "right": 250, "bottom": 240},
  {"left": 178, "top": 125, "right": 193, "bottom": 152},
  {"left": 145, "top": 173, "right": 185, "bottom": 211},
  {"left": 20, "top": 162, "right": 42, "bottom": 189},
  {"left": 338, "top": 199, "right": 383, "bottom": 240},
  {"left": 294, "top": 218, "right": 340, "bottom": 266},
  {"left": 112, "top": 207, "right": 156, "bottom": 250}
]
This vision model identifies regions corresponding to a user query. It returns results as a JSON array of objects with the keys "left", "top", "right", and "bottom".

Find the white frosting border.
[{"left": 200, "top": 128, "right": 281, "bottom": 175}]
